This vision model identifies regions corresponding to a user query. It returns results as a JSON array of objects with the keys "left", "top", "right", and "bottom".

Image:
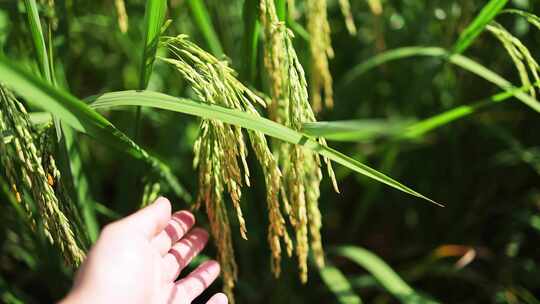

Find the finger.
[
  {"left": 206, "top": 293, "right": 228, "bottom": 304},
  {"left": 118, "top": 196, "right": 171, "bottom": 239},
  {"left": 162, "top": 228, "right": 209, "bottom": 282},
  {"left": 170, "top": 260, "right": 221, "bottom": 303},
  {"left": 152, "top": 210, "right": 196, "bottom": 255}
]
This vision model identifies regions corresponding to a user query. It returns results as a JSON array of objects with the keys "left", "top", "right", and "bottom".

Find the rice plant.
[{"left": 1, "top": 0, "right": 540, "bottom": 303}]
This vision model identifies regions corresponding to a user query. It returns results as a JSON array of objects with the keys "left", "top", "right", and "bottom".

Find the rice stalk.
[
  {"left": 367, "top": 0, "right": 383, "bottom": 15},
  {"left": 114, "top": 0, "right": 129, "bottom": 33},
  {"left": 307, "top": 0, "right": 334, "bottom": 112},
  {"left": 141, "top": 178, "right": 160, "bottom": 207},
  {"left": 487, "top": 22, "right": 540, "bottom": 97},
  {"left": 0, "top": 85, "right": 85, "bottom": 266},
  {"left": 338, "top": 0, "right": 357, "bottom": 35},
  {"left": 288, "top": 0, "right": 297, "bottom": 20},
  {"left": 260, "top": 0, "right": 338, "bottom": 282},
  {"left": 159, "top": 35, "right": 288, "bottom": 301}
]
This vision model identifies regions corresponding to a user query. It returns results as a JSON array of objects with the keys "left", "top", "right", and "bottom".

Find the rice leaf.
[
  {"left": 319, "top": 264, "right": 363, "bottom": 304},
  {"left": 0, "top": 55, "right": 191, "bottom": 203},
  {"left": 332, "top": 246, "right": 440, "bottom": 304},
  {"left": 302, "top": 119, "right": 414, "bottom": 141},
  {"left": 276, "top": 0, "right": 286, "bottom": 21},
  {"left": 242, "top": 0, "right": 260, "bottom": 81},
  {"left": 63, "top": 127, "right": 99, "bottom": 242},
  {"left": 341, "top": 46, "right": 540, "bottom": 113},
  {"left": 187, "top": 0, "right": 223, "bottom": 56},
  {"left": 137, "top": 0, "right": 168, "bottom": 137},
  {"left": 304, "top": 83, "right": 536, "bottom": 141},
  {"left": 89, "top": 90, "right": 442, "bottom": 206},
  {"left": 452, "top": 0, "right": 508, "bottom": 54},
  {"left": 139, "top": 0, "right": 167, "bottom": 89},
  {"left": 287, "top": 16, "right": 310, "bottom": 42},
  {"left": 23, "top": 0, "right": 51, "bottom": 82}
]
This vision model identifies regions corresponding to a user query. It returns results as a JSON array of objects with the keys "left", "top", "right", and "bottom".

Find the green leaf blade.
[
  {"left": 333, "top": 246, "right": 440, "bottom": 304},
  {"left": 23, "top": 0, "right": 51, "bottom": 82},
  {"left": 453, "top": 0, "right": 508, "bottom": 54},
  {"left": 139, "top": 0, "right": 168, "bottom": 90},
  {"left": 187, "top": 0, "right": 223, "bottom": 56},
  {"left": 319, "top": 264, "right": 363, "bottom": 304},
  {"left": 342, "top": 46, "right": 540, "bottom": 114},
  {"left": 89, "top": 90, "right": 441, "bottom": 206}
]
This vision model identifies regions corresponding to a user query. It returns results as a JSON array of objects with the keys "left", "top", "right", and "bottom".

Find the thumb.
[{"left": 118, "top": 196, "right": 172, "bottom": 239}]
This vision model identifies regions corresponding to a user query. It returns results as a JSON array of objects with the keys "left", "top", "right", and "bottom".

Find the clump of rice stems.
[
  {"left": 114, "top": 0, "right": 129, "bottom": 33},
  {"left": 260, "top": 0, "right": 338, "bottom": 282},
  {"left": 141, "top": 177, "right": 161, "bottom": 207},
  {"left": 307, "top": 0, "right": 334, "bottom": 112},
  {"left": 158, "top": 35, "right": 290, "bottom": 300},
  {"left": 338, "top": 0, "right": 357, "bottom": 35},
  {"left": 0, "top": 85, "right": 85, "bottom": 266},
  {"left": 487, "top": 22, "right": 540, "bottom": 98}
]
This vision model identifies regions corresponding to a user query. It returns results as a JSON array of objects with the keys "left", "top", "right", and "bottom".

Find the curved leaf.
[
  {"left": 319, "top": 264, "right": 363, "bottom": 304},
  {"left": 89, "top": 90, "right": 442, "bottom": 206},
  {"left": 333, "top": 246, "right": 440, "bottom": 304},
  {"left": 453, "top": 0, "right": 508, "bottom": 54},
  {"left": 341, "top": 46, "right": 540, "bottom": 113},
  {"left": 304, "top": 83, "right": 536, "bottom": 142}
]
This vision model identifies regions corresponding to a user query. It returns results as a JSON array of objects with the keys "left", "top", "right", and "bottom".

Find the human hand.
[{"left": 61, "top": 197, "right": 227, "bottom": 304}]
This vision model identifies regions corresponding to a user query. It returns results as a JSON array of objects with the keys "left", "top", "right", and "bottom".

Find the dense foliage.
[{"left": 1, "top": 0, "right": 539, "bottom": 303}]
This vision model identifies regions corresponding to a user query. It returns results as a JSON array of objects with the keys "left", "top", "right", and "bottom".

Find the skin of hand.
[{"left": 60, "top": 197, "right": 227, "bottom": 304}]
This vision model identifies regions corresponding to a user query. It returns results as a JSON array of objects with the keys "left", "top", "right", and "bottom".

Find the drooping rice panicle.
[
  {"left": 260, "top": 0, "right": 287, "bottom": 122},
  {"left": 0, "top": 85, "right": 85, "bottom": 266},
  {"left": 260, "top": 0, "right": 338, "bottom": 283},
  {"left": 487, "top": 22, "right": 540, "bottom": 97},
  {"left": 307, "top": 0, "right": 334, "bottom": 112},
  {"left": 159, "top": 35, "right": 288, "bottom": 301}
]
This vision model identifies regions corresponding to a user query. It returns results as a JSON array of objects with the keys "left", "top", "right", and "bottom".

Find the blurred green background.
[{"left": 1, "top": 0, "right": 540, "bottom": 303}]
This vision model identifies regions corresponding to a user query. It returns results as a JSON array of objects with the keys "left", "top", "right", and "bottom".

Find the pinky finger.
[{"left": 207, "top": 293, "right": 228, "bottom": 304}]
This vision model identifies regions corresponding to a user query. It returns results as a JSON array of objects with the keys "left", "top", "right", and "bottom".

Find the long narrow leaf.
[
  {"left": 242, "top": 0, "right": 260, "bottom": 81},
  {"left": 303, "top": 119, "right": 414, "bottom": 141},
  {"left": 341, "top": 46, "right": 540, "bottom": 113},
  {"left": 453, "top": 0, "right": 508, "bottom": 54},
  {"left": 63, "top": 127, "right": 99, "bottom": 241},
  {"left": 276, "top": 0, "right": 286, "bottom": 21},
  {"left": 139, "top": 0, "right": 167, "bottom": 89},
  {"left": 333, "top": 246, "right": 440, "bottom": 304},
  {"left": 319, "top": 264, "right": 363, "bottom": 304},
  {"left": 187, "top": 0, "right": 223, "bottom": 56},
  {"left": 304, "top": 83, "right": 535, "bottom": 142},
  {"left": 23, "top": 0, "right": 51, "bottom": 82},
  {"left": 89, "top": 90, "right": 442, "bottom": 206},
  {"left": 0, "top": 55, "right": 191, "bottom": 203},
  {"left": 137, "top": 0, "right": 167, "bottom": 140}
]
